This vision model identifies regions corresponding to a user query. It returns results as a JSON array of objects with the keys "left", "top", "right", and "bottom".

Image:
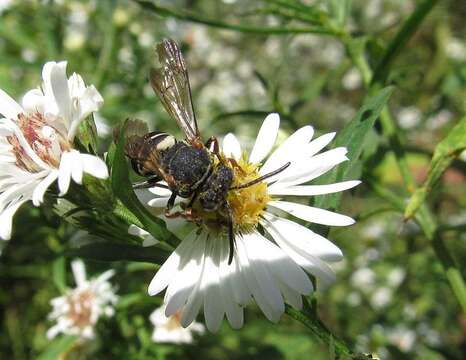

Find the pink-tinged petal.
[
  {"left": 58, "top": 151, "right": 73, "bottom": 195},
  {"left": 249, "top": 113, "right": 280, "bottom": 164},
  {"left": 49, "top": 61, "right": 72, "bottom": 125},
  {"left": 0, "top": 198, "right": 28, "bottom": 240},
  {"left": 32, "top": 170, "right": 58, "bottom": 206},
  {"left": 22, "top": 89, "right": 45, "bottom": 113},
  {"left": 268, "top": 180, "right": 361, "bottom": 196},
  {"left": 268, "top": 200, "right": 355, "bottom": 226},
  {"left": 71, "top": 259, "right": 87, "bottom": 287},
  {"left": 0, "top": 89, "right": 23, "bottom": 120},
  {"left": 222, "top": 133, "right": 242, "bottom": 160},
  {"left": 80, "top": 153, "right": 109, "bottom": 179}
]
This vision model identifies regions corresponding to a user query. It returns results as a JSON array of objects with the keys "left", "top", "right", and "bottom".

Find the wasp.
[{"left": 124, "top": 39, "right": 289, "bottom": 264}]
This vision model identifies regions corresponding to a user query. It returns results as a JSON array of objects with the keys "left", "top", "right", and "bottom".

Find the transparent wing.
[{"left": 150, "top": 39, "right": 199, "bottom": 142}]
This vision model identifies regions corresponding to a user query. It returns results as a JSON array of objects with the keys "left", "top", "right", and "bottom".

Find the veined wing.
[{"left": 150, "top": 39, "right": 200, "bottom": 142}]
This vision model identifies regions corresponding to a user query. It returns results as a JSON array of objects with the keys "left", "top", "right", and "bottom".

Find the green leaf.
[
  {"left": 37, "top": 336, "right": 78, "bottom": 360},
  {"left": 52, "top": 257, "right": 67, "bottom": 294},
  {"left": 111, "top": 121, "right": 179, "bottom": 246},
  {"left": 76, "top": 115, "right": 98, "bottom": 154},
  {"left": 64, "top": 242, "right": 169, "bottom": 264},
  {"left": 314, "top": 86, "right": 394, "bottom": 210},
  {"left": 405, "top": 117, "right": 466, "bottom": 219}
]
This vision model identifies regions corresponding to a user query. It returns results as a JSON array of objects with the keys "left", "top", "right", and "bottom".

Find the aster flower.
[
  {"left": 145, "top": 113, "right": 360, "bottom": 332},
  {"left": 150, "top": 304, "right": 205, "bottom": 344},
  {"left": 0, "top": 61, "right": 108, "bottom": 240},
  {"left": 47, "top": 260, "right": 118, "bottom": 340}
]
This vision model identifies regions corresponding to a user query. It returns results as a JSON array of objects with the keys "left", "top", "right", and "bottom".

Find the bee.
[{"left": 125, "top": 39, "right": 289, "bottom": 264}]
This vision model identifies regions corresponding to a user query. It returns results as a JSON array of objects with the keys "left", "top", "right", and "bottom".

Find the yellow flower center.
[{"left": 227, "top": 157, "right": 271, "bottom": 234}]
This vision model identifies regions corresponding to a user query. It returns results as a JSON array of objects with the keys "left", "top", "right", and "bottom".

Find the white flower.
[
  {"left": 150, "top": 304, "right": 205, "bottom": 344},
  {"left": 0, "top": 61, "right": 108, "bottom": 240},
  {"left": 47, "top": 260, "right": 118, "bottom": 340},
  {"left": 144, "top": 113, "right": 360, "bottom": 331}
]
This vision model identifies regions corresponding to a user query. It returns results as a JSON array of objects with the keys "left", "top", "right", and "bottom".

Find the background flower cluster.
[{"left": 0, "top": 0, "right": 465, "bottom": 359}]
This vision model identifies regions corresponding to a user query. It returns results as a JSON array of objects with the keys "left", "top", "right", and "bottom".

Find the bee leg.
[
  {"left": 166, "top": 191, "right": 178, "bottom": 211},
  {"left": 205, "top": 136, "right": 220, "bottom": 154},
  {"left": 227, "top": 158, "right": 246, "bottom": 175},
  {"left": 132, "top": 176, "right": 165, "bottom": 189}
]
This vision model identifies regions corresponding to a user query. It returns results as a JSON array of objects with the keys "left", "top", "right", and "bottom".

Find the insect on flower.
[{"left": 124, "top": 39, "right": 290, "bottom": 264}]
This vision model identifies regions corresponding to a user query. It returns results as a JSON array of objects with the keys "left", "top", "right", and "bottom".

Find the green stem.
[
  {"left": 135, "top": 0, "right": 341, "bottom": 36},
  {"left": 285, "top": 305, "right": 353, "bottom": 357}
]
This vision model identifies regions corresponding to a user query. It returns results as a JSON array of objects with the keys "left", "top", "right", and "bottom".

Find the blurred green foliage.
[{"left": 0, "top": 0, "right": 465, "bottom": 359}]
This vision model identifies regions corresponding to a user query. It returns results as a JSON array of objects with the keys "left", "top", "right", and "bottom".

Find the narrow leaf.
[
  {"left": 112, "top": 120, "right": 179, "bottom": 246},
  {"left": 37, "top": 336, "right": 78, "bottom": 360},
  {"left": 405, "top": 117, "right": 466, "bottom": 219},
  {"left": 52, "top": 257, "right": 67, "bottom": 294},
  {"left": 314, "top": 86, "right": 393, "bottom": 210},
  {"left": 372, "top": 0, "right": 440, "bottom": 84}
]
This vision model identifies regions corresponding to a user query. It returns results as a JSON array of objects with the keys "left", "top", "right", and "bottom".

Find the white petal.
[
  {"left": 236, "top": 236, "right": 282, "bottom": 322},
  {"left": 0, "top": 89, "right": 23, "bottom": 120},
  {"left": 263, "top": 215, "right": 338, "bottom": 286},
  {"left": 49, "top": 61, "right": 71, "bottom": 124},
  {"left": 148, "top": 183, "right": 172, "bottom": 197},
  {"left": 58, "top": 151, "right": 73, "bottom": 195},
  {"left": 148, "top": 233, "right": 195, "bottom": 296},
  {"left": 306, "top": 132, "right": 336, "bottom": 157},
  {"left": 222, "top": 242, "right": 251, "bottom": 306},
  {"left": 276, "top": 279, "right": 303, "bottom": 309},
  {"left": 268, "top": 180, "right": 361, "bottom": 196},
  {"left": 71, "top": 260, "right": 87, "bottom": 286},
  {"left": 32, "top": 170, "right": 58, "bottom": 206},
  {"left": 0, "top": 198, "right": 28, "bottom": 240},
  {"left": 249, "top": 113, "right": 280, "bottom": 164},
  {"left": 180, "top": 248, "right": 207, "bottom": 327},
  {"left": 270, "top": 147, "right": 348, "bottom": 188},
  {"left": 203, "top": 240, "right": 225, "bottom": 332},
  {"left": 268, "top": 200, "right": 355, "bottom": 226},
  {"left": 222, "top": 133, "right": 242, "bottom": 160},
  {"left": 260, "top": 125, "right": 314, "bottom": 175},
  {"left": 263, "top": 213, "right": 343, "bottom": 261},
  {"left": 218, "top": 240, "right": 244, "bottom": 329},
  {"left": 80, "top": 153, "right": 109, "bottom": 179},
  {"left": 71, "top": 152, "right": 83, "bottom": 185},
  {"left": 252, "top": 231, "right": 313, "bottom": 294},
  {"left": 164, "top": 234, "right": 205, "bottom": 316}
]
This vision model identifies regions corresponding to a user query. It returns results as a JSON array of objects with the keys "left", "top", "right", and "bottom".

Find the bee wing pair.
[
  {"left": 150, "top": 39, "right": 200, "bottom": 142},
  {"left": 125, "top": 39, "right": 199, "bottom": 177}
]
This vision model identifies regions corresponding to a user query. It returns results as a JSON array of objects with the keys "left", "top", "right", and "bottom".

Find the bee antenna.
[{"left": 230, "top": 162, "right": 291, "bottom": 190}]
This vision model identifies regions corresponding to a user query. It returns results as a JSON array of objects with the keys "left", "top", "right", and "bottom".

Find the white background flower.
[
  {"left": 144, "top": 113, "right": 360, "bottom": 332},
  {"left": 0, "top": 61, "right": 108, "bottom": 240},
  {"left": 47, "top": 260, "right": 118, "bottom": 340},
  {"left": 150, "top": 304, "right": 205, "bottom": 344}
]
